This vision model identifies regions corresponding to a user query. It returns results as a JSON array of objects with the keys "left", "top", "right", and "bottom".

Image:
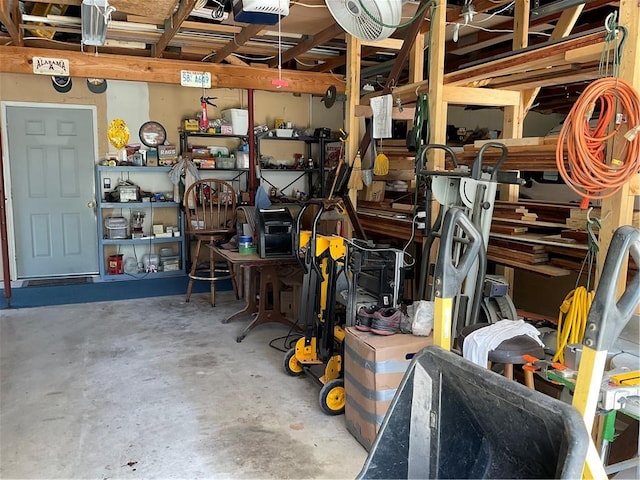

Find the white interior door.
[{"left": 5, "top": 105, "right": 98, "bottom": 278}]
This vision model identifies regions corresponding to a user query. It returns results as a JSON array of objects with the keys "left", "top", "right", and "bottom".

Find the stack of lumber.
[
  {"left": 487, "top": 237, "right": 569, "bottom": 276},
  {"left": 495, "top": 201, "right": 574, "bottom": 224},
  {"left": 493, "top": 204, "right": 538, "bottom": 222},
  {"left": 488, "top": 238, "right": 549, "bottom": 265},
  {"left": 453, "top": 136, "right": 564, "bottom": 172},
  {"left": 491, "top": 202, "right": 564, "bottom": 235},
  {"left": 491, "top": 203, "right": 538, "bottom": 235}
]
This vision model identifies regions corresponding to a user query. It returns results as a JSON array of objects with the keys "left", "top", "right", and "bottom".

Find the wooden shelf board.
[{"left": 487, "top": 254, "right": 571, "bottom": 277}]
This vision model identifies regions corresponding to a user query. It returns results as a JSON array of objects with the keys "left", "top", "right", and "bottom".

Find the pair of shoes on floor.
[{"left": 356, "top": 305, "right": 411, "bottom": 336}]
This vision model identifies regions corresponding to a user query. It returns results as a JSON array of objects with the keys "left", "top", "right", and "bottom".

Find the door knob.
[{"left": 87, "top": 200, "right": 96, "bottom": 208}]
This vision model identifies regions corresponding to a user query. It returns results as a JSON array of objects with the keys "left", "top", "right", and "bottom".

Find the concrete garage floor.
[{"left": 1, "top": 292, "right": 367, "bottom": 479}]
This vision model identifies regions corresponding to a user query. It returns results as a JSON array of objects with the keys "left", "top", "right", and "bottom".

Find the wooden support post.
[
  {"left": 597, "top": 0, "right": 639, "bottom": 288},
  {"left": 409, "top": 33, "right": 426, "bottom": 85},
  {"left": 427, "top": 2, "right": 447, "bottom": 167},
  {"left": 497, "top": 2, "right": 528, "bottom": 293},
  {"left": 345, "top": 35, "right": 362, "bottom": 235}
]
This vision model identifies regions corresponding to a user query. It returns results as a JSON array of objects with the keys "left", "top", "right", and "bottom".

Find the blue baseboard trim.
[{"left": 1, "top": 275, "right": 232, "bottom": 309}]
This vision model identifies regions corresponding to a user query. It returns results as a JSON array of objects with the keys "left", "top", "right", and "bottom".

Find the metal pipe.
[{"left": 248, "top": 89, "right": 256, "bottom": 205}]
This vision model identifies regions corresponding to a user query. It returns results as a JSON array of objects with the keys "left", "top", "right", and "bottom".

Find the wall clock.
[{"left": 139, "top": 121, "right": 167, "bottom": 148}]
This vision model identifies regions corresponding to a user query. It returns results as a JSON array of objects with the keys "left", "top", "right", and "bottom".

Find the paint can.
[{"left": 107, "top": 254, "right": 124, "bottom": 275}]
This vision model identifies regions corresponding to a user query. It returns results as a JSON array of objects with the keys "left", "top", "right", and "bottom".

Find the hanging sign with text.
[
  {"left": 180, "top": 70, "right": 211, "bottom": 88},
  {"left": 33, "top": 56, "right": 70, "bottom": 76}
]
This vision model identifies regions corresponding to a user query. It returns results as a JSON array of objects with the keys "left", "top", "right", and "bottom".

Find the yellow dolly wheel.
[
  {"left": 283, "top": 347, "right": 304, "bottom": 376},
  {"left": 319, "top": 378, "right": 345, "bottom": 415}
]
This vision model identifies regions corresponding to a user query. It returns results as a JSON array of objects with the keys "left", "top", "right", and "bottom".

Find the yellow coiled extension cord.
[{"left": 553, "top": 286, "right": 594, "bottom": 364}]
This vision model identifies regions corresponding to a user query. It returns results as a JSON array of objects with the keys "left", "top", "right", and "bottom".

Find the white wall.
[{"left": 447, "top": 106, "right": 564, "bottom": 137}]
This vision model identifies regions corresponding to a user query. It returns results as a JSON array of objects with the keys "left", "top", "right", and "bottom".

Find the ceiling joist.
[{"left": 153, "top": 0, "right": 197, "bottom": 57}]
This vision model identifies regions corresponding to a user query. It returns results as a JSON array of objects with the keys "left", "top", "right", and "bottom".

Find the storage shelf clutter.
[{"left": 95, "top": 165, "right": 185, "bottom": 281}]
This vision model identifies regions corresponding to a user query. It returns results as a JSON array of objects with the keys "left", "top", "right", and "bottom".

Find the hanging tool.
[
  {"left": 199, "top": 95, "right": 217, "bottom": 132},
  {"left": 347, "top": 151, "right": 363, "bottom": 191}
]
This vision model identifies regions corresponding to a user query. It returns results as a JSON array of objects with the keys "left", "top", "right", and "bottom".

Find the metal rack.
[
  {"left": 94, "top": 165, "right": 185, "bottom": 281},
  {"left": 256, "top": 134, "right": 339, "bottom": 198}
]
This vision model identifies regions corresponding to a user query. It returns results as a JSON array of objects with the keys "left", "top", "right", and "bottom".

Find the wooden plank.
[
  {"left": 513, "top": 0, "right": 530, "bottom": 50},
  {"left": 110, "top": 0, "right": 178, "bottom": 18},
  {"left": 474, "top": 137, "right": 545, "bottom": 148},
  {"left": 310, "top": 46, "right": 377, "bottom": 73},
  {"left": 153, "top": 0, "right": 197, "bottom": 57},
  {"left": 0, "top": 45, "right": 343, "bottom": 95},
  {"left": 354, "top": 105, "right": 415, "bottom": 120},
  {"left": 442, "top": 86, "right": 521, "bottom": 107},
  {"left": 565, "top": 42, "right": 612, "bottom": 63},
  {"left": 488, "top": 245, "right": 549, "bottom": 264},
  {"left": 0, "top": 0, "right": 21, "bottom": 46},
  {"left": 361, "top": 38, "right": 404, "bottom": 50},
  {"left": 210, "top": 23, "right": 265, "bottom": 64},
  {"left": 490, "top": 238, "right": 546, "bottom": 253},
  {"left": 427, "top": 0, "right": 447, "bottom": 169},
  {"left": 487, "top": 254, "right": 571, "bottom": 277},
  {"left": 490, "top": 232, "right": 589, "bottom": 251},
  {"left": 267, "top": 23, "right": 342, "bottom": 68},
  {"left": 444, "top": 31, "right": 604, "bottom": 87},
  {"left": 499, "top": 67, "right": 600, "bottom": 91},
  {"left": 383, "top": 79, "right": 429, "bottom": 105},
  {"left": 490, "top": 224, "right": 528, "bottom": 235},
  {"left": 409, "top": 32, "right": 425, "bottom": 84}
]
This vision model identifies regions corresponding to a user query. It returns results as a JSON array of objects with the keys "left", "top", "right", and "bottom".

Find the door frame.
[{"left": 1, "top": 102, "right": 99, "bottom": 282}]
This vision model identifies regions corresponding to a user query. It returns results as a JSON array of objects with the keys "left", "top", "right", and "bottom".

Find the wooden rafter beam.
[
  {"left": 267, "top": 23, "right": 342, "bottom": 68},
  {"left": 0, "top": 45, "right": 344, "bottom": 95},
  {"left": 310, "top": 46, "right": 378, "bottom": 72},
  {"left": 153, "top": 0, "right": 197, "bottom": 57},
  {"left": 0, "top": 0, "right": 22, "bottom": 46},
  {"left": 210, "top": 23, "right": 265, "bottom": 64}
]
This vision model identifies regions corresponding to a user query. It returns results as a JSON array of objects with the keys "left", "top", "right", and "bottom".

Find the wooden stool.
[{"left": 459, "top": 323, "right": 544, "bottom": 389}]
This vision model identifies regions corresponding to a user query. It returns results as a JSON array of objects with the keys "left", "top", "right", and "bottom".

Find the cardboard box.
[
  {"left": 158, "top": 145, "right": 178, "bottom": 166},
  {"left": 183, "top": 119, "right": 199, "bottom": 131},
  {"left": 344, "top": 327, "right": 432, "bottom": 450},
  {"left": 358, "top": 181, "right": 385, "bottom": 202}
]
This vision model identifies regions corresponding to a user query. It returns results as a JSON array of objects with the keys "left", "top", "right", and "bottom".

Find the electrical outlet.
[{"left": 103, "top": 177, "right": 111, "bottom": 189}]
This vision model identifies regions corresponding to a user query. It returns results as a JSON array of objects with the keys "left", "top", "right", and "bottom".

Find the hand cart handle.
[
  {"left": 294, "top": 200, "right": 325, "bottom": 275},
  {"left": 583, "top": 225, "right": 640, "bottom": 351},
  {"left": 416, "top": 144, "right": 460, "bottom": 176},
  {"left": 434, "top": 208, "right": 485, "bottom": 300},
  {"left": 472, "top": 142, "right": 508, "bottom": 180}
]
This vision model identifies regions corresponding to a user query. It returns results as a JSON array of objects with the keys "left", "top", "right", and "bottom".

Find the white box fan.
[{"left": 325, "top": 0, "right": 403, "bottom": 41}]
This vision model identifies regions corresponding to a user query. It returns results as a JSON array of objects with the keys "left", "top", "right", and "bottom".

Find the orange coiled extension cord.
[{"left": 556, "top": 77, "right": 640, "bottom": 208}]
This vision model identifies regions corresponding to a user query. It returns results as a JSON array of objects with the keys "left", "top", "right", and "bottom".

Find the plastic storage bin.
[
  {"left": 358, "top": 346, "right": 589, "bottom": 479},
  {"left": 222, "top": 109, "right": 248, "bottom": 135}
]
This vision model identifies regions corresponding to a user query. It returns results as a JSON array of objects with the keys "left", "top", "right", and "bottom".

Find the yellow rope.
[{"left": 553, "top": 286, "right": 594, "bottom": 364}]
